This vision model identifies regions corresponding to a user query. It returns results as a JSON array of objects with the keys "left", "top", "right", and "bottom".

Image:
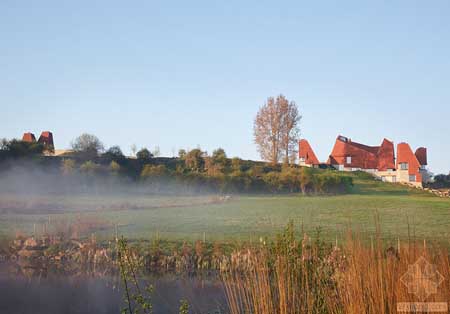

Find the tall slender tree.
[{"left": 253, "top": 95, "right": 301, "bottom": 164}]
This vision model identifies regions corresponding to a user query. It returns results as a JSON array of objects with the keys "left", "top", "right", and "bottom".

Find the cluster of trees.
[
  {"left": 0, "top": 138, "right": 45, "bottom": 160},
  {"left": 428, "top": 173, "right": 450, "bottom": 189},
  {"left": 138, "top": 152, "right": 353, "bottom": 194}
]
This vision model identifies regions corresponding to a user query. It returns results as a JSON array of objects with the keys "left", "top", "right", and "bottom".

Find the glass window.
[
  {"left": 400, "top": 162, "right": 408, "bottom": 170},
  {"left": 409, "top": 174, "right": 416, "bottom": 182}
]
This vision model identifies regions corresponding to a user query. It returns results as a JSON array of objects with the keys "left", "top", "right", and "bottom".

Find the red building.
[
  {"left": 38, "top": 131, "right": 54, "bottom": 149},
  {"left": 22, "top": 132, "right": 37, "bottom": 143},
  {"left": 298, "top": 135, "right": 428, "bottom": 186},
  {"left": 22, "top": 131, "right": 55, "bottom": 152},
  {"left": 327, "top": 135, "right": 395, "bottom": 171},
  {"left": 396, "top": 143, "right": 428, "bottom": 184},
  {"left": 298, "top": 139, "right": 320, "bottom": 166}
]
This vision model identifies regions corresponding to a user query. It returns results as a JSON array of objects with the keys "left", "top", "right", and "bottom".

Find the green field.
[{"left": 1, "top": 174, "right": 449, "bottom": 243}]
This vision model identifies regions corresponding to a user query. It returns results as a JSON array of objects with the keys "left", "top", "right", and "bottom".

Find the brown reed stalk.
[{"left": 223, "top": 223, "right": 450, "bottom": 314}]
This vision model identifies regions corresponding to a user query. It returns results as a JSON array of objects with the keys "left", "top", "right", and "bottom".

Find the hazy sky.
[{"left": 1, "top": 1, "right": 449, "bottom": 173}]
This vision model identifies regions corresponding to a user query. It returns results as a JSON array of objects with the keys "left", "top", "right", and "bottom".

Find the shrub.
[
  {"left": 0, "top": 139, "right": 45, "bottom": 159},
  {"left": 61, "top": 159, "right": 76, "bottom": 175},
  {"left": 263, "top": 172, "right": 282, "bottom": 193},
  {"left": 141, "top": 164, "right": 167, "bottom": 179},
  {"left": 102, "top": 145, "right": 125, "bottom": 162},
  {"left": 137, "top": 148, "right": 153, "bottom": 162},
  {"left": 79, "top": 161, "right": 102, "bottom": 176},
  {"left": 185, "top": 149, "right": 205, "bottom": 172}
]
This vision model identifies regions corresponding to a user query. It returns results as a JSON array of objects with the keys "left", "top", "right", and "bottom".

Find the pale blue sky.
[{"left": 1, "top": 1, "right": 449, "bottom": 173}]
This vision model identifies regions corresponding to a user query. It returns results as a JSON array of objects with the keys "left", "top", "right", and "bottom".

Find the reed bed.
[{"left": 223, "top": 222, "right": 450, "bottom": 314}]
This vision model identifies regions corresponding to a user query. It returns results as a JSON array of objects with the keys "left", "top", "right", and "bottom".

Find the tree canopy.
[
  {"left": 136, "top": 148, "right": 153, "bottom": 161},
  {"left": 103, "top": 145, "right": 125, "bottom": 161},
  {"left": 71, "top": 133, "right": 104, "bottom": 159}
]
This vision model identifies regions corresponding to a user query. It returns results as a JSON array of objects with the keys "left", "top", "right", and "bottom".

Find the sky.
[{"left": 1, "top": 1, "right": 449, "bottom": 174}]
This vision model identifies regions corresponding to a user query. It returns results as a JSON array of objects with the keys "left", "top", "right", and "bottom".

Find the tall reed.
[{"left": 223, "top": 222, "right": 450, "bottom": 314}]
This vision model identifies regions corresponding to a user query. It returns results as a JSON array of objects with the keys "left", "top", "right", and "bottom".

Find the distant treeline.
[
  {"left": 0, "top": 137, "right": 353, "bottom": 195},
  {"left": 427, "top": 173, "right": 450, "bottom": 189}
]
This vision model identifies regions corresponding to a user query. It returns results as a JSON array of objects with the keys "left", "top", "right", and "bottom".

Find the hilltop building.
[
  {"left": 298, "top": 139, "right": 320, "bottom": 167},
  {"left": 299, "top": 135, "right": 429, "bottom": 187},
  {"left": 37, "top": 131, "right": 54, "bottom": 148},
  {"left": 22, "top": 131, "right": 59, "bottom": 155},
  {"left": 22, "top": 131, "right": 54, "bottom": 148},
  {"left": 21, "top": 131, "right": 74, "bottom": 156},
  {"left": 22, "top": 132, "right": 36, "bottom": 143}
]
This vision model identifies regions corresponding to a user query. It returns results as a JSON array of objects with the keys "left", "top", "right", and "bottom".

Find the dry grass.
[{"left": 223, "top": 222, "right": 450, "bottom": 314}]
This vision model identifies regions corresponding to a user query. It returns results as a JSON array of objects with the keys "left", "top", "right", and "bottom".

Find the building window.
[
  {"left": 392, "top": 176, "right": 397, "bottom": 183},
  {"left": 299, "top": 157, "right": 306, "bottom": 163},
  {"left": 409, "top": 174, "right": 416, "bottom": 182},
  {"left": 400, "top": 162, "right": 408, "bottom": 170},
  {"left": 338, "top": 136, "right": 348, "bottom": 142},
  {"left": 346, "top": 156, "right": 352, "bottom": 164}
]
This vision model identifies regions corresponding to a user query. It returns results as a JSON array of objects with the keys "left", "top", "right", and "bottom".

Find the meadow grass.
[{"left": 1, "top": 190, "right": 449, "bottom": 243}]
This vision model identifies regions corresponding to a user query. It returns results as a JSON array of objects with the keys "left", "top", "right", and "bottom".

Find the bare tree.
[
  {"left": 71, "top": 133, "right": 104, "bottom": 159},
  {"left": 253, "top": 95, "right": 301, "bottom": 164}
]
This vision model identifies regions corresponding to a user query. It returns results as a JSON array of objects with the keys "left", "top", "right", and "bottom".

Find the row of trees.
[
  {"left": 137, "top": 161, "right": 353, "bottom": 194},
  {"left": 58, "top": 159, "right": 353, "bottom": 195},
  {"left": 56, "top": 142, "right": 353, "bottom": 195}
]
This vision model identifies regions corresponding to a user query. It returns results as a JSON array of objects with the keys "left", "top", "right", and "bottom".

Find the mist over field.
[
  {"left": 0, "top": 160, "right": 211, "bottom": 197},
  {"left": 0, "top": 161, "right": 223, "bottom": 219}
]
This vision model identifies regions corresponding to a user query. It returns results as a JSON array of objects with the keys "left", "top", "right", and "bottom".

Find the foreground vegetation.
[
  {"left": 6, "top": 221, "right": 447, "bottom": 314},
  {"left": 224, "top": 222, "right": 450, "bottom": 314}
]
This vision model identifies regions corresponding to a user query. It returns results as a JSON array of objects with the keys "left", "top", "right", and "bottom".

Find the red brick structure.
[
  {"left": 38, "top": 131, "right": 54, "bottom": 149},
  {"left": 415, "top": 147, "right": 427, "bottom": 166},
  {"left": 328, "top": 135, "right": 395, "bottom": 171},
  {"left": 22, "top": 132, "right": 37, "bottom": 143},
  {"left": 396, "top": 143, "right": 424, "bottom": 184},
  {"left": 298, "top": 139, "right": 320, "bottom": 166},
  {"left": 299, "top": 135, "right": 428, "bottom": 187},
  {"left": 377, "top": 139, "right": 396, "bottom": 171}
]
